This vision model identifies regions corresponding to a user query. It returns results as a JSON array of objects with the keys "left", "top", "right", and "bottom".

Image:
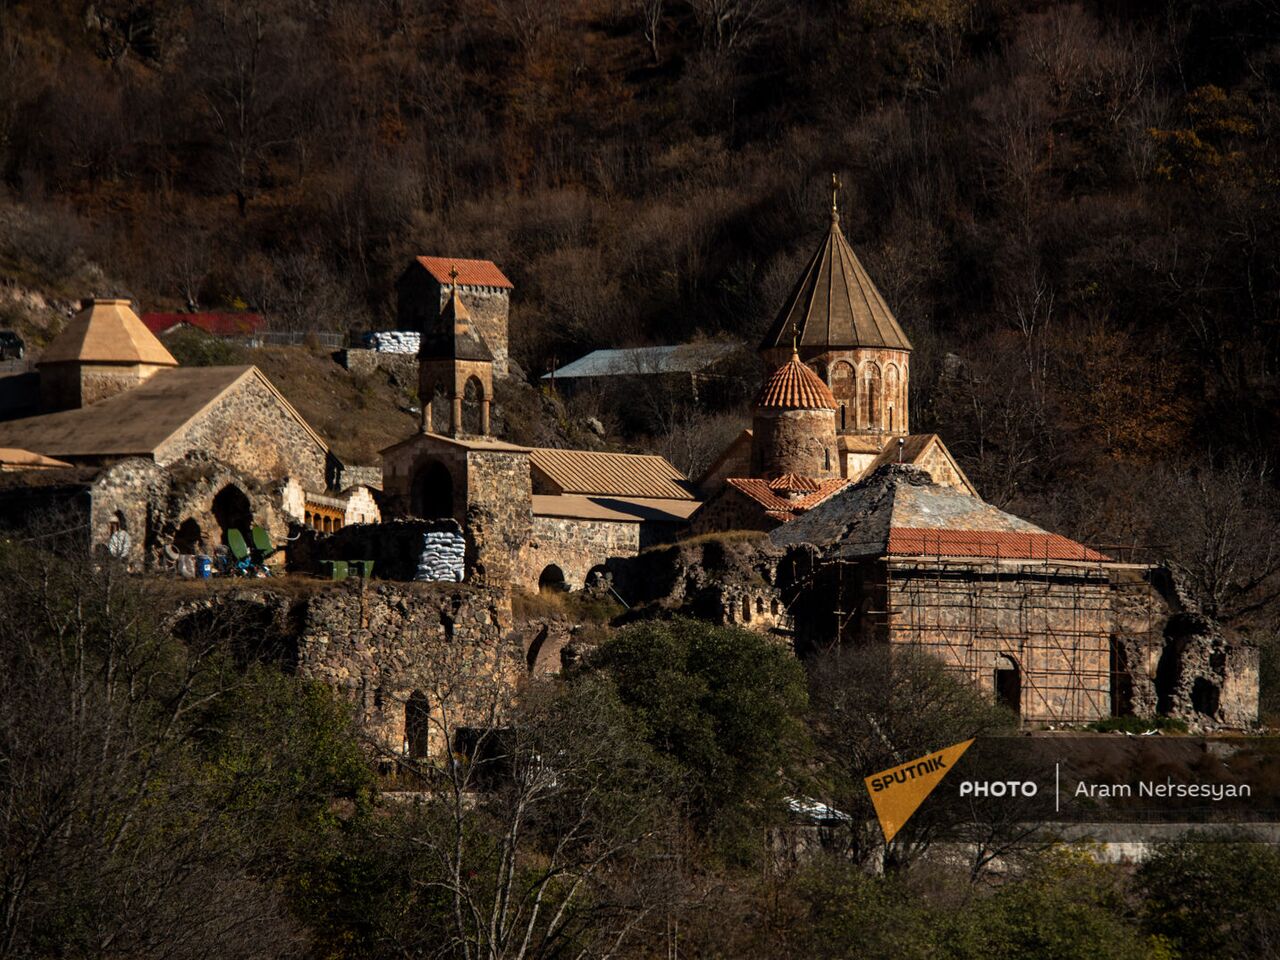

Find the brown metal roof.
[
  {"left": 0, "top": 366, "right": 326, "bottom": 461},
  {"left": 40, "top": 298, "right": 178, "bottom": 367},
  {"left": 529, "top": 448, "right": 696, "bottom": 500},
  {"left": 754, "top": 352, "right": 837, "bottom": 410},
  {"left": 415, "top": 256, "right": 513, "bottom": 289},
  {"left": 531, "top": 494, "right": 699, "bottom": 524},
  {"left": 759, "top": 209, "right": 911, "bottom": 354},
  {"left": 0, "top": 448, "right": 72, "bottom": 469}
]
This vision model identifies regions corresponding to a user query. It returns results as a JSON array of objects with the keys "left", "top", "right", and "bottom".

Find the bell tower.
[{"left": 418, "top": 268, "right": 494, "bottom": 438}]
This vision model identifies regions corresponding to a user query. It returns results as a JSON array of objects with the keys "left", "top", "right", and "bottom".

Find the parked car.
[{"left": 0, "top": 331, "right": 24, "bottom": 360}]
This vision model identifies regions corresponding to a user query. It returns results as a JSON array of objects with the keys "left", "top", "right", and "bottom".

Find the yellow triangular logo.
[{"left": 864, "top": 739, "right": 974, "bottom": 843}]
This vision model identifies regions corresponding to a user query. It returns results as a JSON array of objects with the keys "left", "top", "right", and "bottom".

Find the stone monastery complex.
[{"left": 0, "top": 188, "right": 1260, "bottom": 756}]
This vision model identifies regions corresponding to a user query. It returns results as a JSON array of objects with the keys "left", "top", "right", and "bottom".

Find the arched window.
[
  {"left": 861, "top": 363, "right": 882, "bottom": 430},
  {"left": 411, "top": 460, "right": 454, "bottom": 519},
  {"left": 830, "top": 360, "right": 855, "bottom": 407},
  {"left": 755, "top": 597, "right": 764, "bottom": 615},
  {"left": 322, "top": 516, "right": 332, "bottom": 533},
  {"left": 405, "top": 691, "right": 431, "bottom": 758},
  {"left": 885, "top": 365, "right": 900, "bottom": 433},
  {"left": 742, "top": 596, "right": 751, "bottom": 623}
]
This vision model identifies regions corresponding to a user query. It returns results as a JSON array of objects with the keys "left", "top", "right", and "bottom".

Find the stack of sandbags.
[
  {"left": 363, "top": 330, "right": 421, "bottom": 354},
  {"left": 414, "top": 530, "right": 466, "bottom": 582}
]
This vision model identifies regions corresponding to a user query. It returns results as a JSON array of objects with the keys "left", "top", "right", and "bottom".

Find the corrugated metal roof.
[
  {"left": 41, "top": 299, "right": 178, "bottom": 367},
  {"left": 759, "top": 210, "right": 912, "bottom": 354},
  {"left": 541, "top": 343, "right": 739, "bottom": 379},
  {"left": 529, "top": 448, "right": 696, "bottom": 500},
  {"left": 415, "top": 256, "right": 513, "bottom": 289},
  {"left": 755, "top": 352, "right": 837, "bottom": 410},
  {"left": 531, "top": 494, "right": 699, "bottom": 523}
]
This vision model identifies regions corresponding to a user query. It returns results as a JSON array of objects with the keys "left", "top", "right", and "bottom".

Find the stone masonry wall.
[
  {"left": 885, "top": 562, "right": 1113, "bottom": 723},
  {"left": 438, "top": 285, "right": 510, "bottom": 379},
  {"left": 160, "top": 372, "right": 329, "bottom": 491},
  {"left": 519, "top": 515, "right": 641, "bottom": 591},
  {"left": 466, "top": 450, "right": 532, "bottom": 587},
  {"left": 752, "top": 408, "right": 837, "bottom": 480}
]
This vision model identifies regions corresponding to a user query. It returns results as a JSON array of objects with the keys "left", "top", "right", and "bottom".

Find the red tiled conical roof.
[{"left": 755, "top": 351, "right": 837, "bottom": 410}]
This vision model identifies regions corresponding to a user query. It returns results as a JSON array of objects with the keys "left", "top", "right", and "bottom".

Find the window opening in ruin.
[
  {"left": 742, "top": 596, "right": 751, "bottom": 622},
  {"left": 771, "top": 599, "right": 780, "bottom": 615},
  {"left": 405, "top": 691, "right": 431, "bottom": 758},
  {"left": 174, "top": 518, "right": 202, "bottom": 554},
  {"left": 108, "top": 510, "right": 126, "bottom": 536},
  {"left": 212, "top": 484, "right": 253, "bottom": 546},
  {"left": 1110, "top": 637, "right": 1134, "bottom": 716},
  {"left": 411, "top": 460, "right": 454, "bottom": 519},
  {"left": 1191, "top": 678, "right": 1220, "bottom": 717},
  {"left": 539, "top": 564, "right": 567, "bottom": 593},
  {"left": 462, "top": 376, "right": 484, "bottom": 435},
  {"left": 756, "top": 597, "right": 764, "bottom": 615},
  {"left": 995, "top": 656, "right": 1021, "bottom": 713},
  {"left": 1155, "top": 638, "right": 1182, "bottom": 715}
]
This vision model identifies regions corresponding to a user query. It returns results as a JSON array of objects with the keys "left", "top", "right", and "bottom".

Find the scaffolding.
[{"left": 784, "top": 535, "right": 1163, "bottom": 725}]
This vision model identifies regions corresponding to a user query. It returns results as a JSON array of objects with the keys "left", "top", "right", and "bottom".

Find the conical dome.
[
  {"left": 755, "top": 351, "right": 837, "bottom": 410},
  {"left": 39, "top": 298, "right": 177, "bottom": 367},
  {"left": 759, "top": 208, "right": 912, "bottom": 354}
]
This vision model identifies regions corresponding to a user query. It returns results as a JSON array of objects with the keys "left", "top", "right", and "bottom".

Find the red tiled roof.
[
  {"left": 755, "top": 352, "right": 837, "bottom": 410},
  {"left": 727, "top": 477, "right": 849, "bottom": 519},
  {"left": 768, "top": 473, "right": 821, "bottom": 492},
  {"left": 415, "top": 256, "right": 513, "bottom": 289},
  {"left": 886, "top": 527, "right": 1109, "bottom": 562},
  {"left": 141, "top": 312, "right": 264, "bottom": 337}
]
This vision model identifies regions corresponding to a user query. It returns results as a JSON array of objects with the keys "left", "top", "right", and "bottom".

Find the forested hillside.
[{"left": 2, "top": 0, "right": 1279, "bottom": 629}]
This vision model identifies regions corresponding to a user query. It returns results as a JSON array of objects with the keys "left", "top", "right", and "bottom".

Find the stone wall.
[
  {"left": 343, "top": 485, "right": 381, "bottom": 525},
  {"left": 39, "top": 361, "right": 163, "bottom": 411},
  {"left": 519, "top": 515, "right": 641, "bottom": 590},
  {"left": 337, "top": 464, "right": 383, "bottom": 491},
  {"left": 466, "top": 450, "right": 532, "bottom": 587},
  {"left": 751, "top": 408, "right": 837, "bottom": 480},
  {"left": 688, "top": 485, "right": 777, "bottom": 537},
  {"left": 883, "top": 561, "right": 1114, "bottom": 724},
  {"left": 341, "top": 348, "right": 418, "bottom": 387},
  {"left": 172, "top": 581, "right": 522, "bottom": 759},
  {"left": 160, "top": 371, "right": 329, "bottom": 491}
]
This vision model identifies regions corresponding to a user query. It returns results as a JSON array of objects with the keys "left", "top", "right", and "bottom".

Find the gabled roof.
[
  {"left": 755, "top": 351, "right": 838, "bottom": 410},
  {"left": 529, "top": 448, "right": 697, "bottom": 501},
  {"left": 726, "top": 477, "right": 849, "bottom": 522},
  {"left": 0, "top": 366, "right": 327, "bottom": 461},
  {"left": 0, "top": 448, "right": 71, "bottom": 469},
  {"left": 381, "top": 432, "right": 529, "bottom": 455},
  {"left": 141, "top": 312, "right": 265, "bottom": 337},
  {"left": 414, "top": 256, "right": 513, "bottom": 289},
  {"left": 839, "top": 434, "right": 888, "bottom": 455},
  {"left": 40, "top": 299, "right": 178, "bottom": 367},
  {"left": 759, "top": 209, "right": 911, "bottom": 354},
  {"left": 771, "top": 464, "right": 1105, "bottom": 561},
  {"left": 541, "top": 343, "right": 740, "bottom": 380},
  {"left": 860, "top": 433, "right": 978, "bottom": 496}
]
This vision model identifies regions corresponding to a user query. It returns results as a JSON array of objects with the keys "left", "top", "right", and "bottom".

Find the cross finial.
[
  {"left": 449, "top": 265, "right": 459, "bottom": 286},
  {"left": 831, "top": 172, "right": 842, "bottom": 223}
]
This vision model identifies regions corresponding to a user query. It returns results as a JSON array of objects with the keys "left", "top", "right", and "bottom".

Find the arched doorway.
[
  {"left": 994, "top": 655, "right": 1021, "bottom": 714},
  {"left": 212, "top": 484, "right": 253, "bottom": 545},
  {"left": 405, "top": 691, "right": 431, "bottom": 758},
  {"left": 538, "top": 564, "right": 566, "bottom": 593},
  {"left": 462, "top": 376, "right": 484, "bottom": 435},
  {"left": 174, "top": 518, "right": 202, "bottom": 554},
  {"left": 411, "top": 460, "right": 454, "bottom": 519}
]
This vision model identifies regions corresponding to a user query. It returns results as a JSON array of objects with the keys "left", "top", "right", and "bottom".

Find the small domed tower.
[
  {"left": 758, "top": 176, "right": 912, "bottom": 439},
  {"left": 751, "top": 349, "right": 838, "bottom": 481}
]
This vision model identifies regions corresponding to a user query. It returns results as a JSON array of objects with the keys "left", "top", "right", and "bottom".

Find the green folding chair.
[
  {"left": 250, "top": 525, "right": 278, "bottom": 561},
  {"left": 226, "top": 529, "right": 255, "bottom": 574}
]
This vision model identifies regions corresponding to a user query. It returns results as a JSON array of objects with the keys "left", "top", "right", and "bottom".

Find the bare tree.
[
  {"left": 636, "top": 0, "right": 665, "bottom": 64},
  {"left": 689, "top": 0, "right": 781, "bottom": 54}
]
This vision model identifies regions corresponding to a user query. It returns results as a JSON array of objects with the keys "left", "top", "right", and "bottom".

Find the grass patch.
[{"left": 513, "top": 588, "right": 623, "bottom": 624}]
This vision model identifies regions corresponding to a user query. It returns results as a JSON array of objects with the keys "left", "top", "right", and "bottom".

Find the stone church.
[{"left": 0, "top": 298, "right": 379, "bottom": 563}]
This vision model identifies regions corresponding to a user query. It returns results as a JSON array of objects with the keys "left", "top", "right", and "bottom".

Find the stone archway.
[
  {"left": 538, "top": 564, "right": 566, "bottom": 593},
  {"left": 994, "top": 654, "right": 1021, "bottom": 714},
  {"left": 212, "top": 483, "right": 253, "bottom": 545},
  {"left": 174, "top": 518, "right": 202, "bottom": 554},
  {"left": 411, "top": 460, "right": 454, "bottom": 519}
]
